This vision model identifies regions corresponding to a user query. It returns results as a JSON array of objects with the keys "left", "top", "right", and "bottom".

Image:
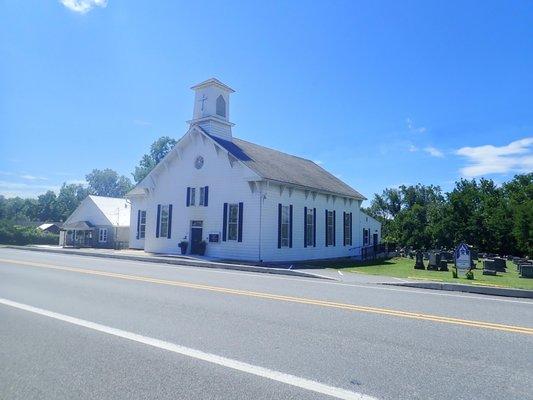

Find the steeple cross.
[{"left": 199, "top": 94, "right": 207, "bottom": 111}]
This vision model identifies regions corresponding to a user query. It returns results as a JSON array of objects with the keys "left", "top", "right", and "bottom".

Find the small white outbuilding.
[{"left": 59, "top": 195, "right": 130, "bottom": 248}]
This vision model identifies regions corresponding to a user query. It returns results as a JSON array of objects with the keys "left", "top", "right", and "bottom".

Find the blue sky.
[{"left": 1, "top": 0, "right": 532, "bottom": 203}]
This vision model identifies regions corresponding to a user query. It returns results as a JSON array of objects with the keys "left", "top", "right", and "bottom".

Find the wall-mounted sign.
[{"left": 208, "top": 233, "right": 220, "bottom": 243}]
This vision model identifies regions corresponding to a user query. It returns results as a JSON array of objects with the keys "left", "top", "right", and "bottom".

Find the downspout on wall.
[{"left": 258, "top": 182, "right": 264, "bottom": 262}]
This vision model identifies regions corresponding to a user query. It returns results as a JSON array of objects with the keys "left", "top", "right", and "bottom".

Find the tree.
[
  {"left": 132, "top": 136, "right": 177, "bottom": 183},
  {"left": 366, "top": 184, "right": 445, "bottom": 246},
  {"left": 86, "top": 169, "right": 133, "bottom": 198},
  {"left": 0, "top": 197, "right": 36, "bottom": 222},
  {"left": 503, "top": 173, "right": 533, "bottom": 257},
  {"left": 56, "top": 183, "right": 90, "bottom": 221},
  {"left": 36, "top": 191, "right": 60, "bottom": 222}
]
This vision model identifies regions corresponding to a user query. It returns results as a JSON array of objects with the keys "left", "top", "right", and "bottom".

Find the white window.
[
  {"left": 139, "top": 210, "right": 146, "bottom": 239},
  {"left": 344, "top": 212, "right": 351, "bottom": 246},
  {"left": 280, "top": 205, "right": 290, "bottom": 247},
  {"left": 306, "top": 208, "right": 314, "bottom": 246},
  {"left": 190, "top": 188, "right": 196, "bottom": 206},
  {"left": 326, "top": 210, "right": 334, "bottom": 246},
  {"left": 228, "top": 203, "right": 239, "bottom": 241},
  {"left": 159, "top": 205, "right": 169, "bottom": 238},
  {"left": 199, "top": 187, "right": 205, "bottom": 206},
  {"left": 98, "top": 228, "right": 108, "bottom": 243}
]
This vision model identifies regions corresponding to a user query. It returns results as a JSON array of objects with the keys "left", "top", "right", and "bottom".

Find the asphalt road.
[{"left": 0, "top": 248, "right": 532, "bottom": 400}]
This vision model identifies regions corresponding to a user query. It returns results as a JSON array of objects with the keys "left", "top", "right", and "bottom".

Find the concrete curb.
[
  {"left": 382, "top": 281, "right": 533, "bottom": 299},
  {"left": 4, "top": 246, "right": 335, "bottom": 281}
]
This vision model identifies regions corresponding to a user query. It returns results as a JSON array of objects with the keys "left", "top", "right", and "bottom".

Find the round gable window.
[{"left": 195, "top": 156, "right": 204, "bottom": 169}]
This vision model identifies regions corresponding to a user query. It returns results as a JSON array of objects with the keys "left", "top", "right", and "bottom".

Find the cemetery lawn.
[{"left": 333, "top": 257, "right": 533, "bottom": 290}]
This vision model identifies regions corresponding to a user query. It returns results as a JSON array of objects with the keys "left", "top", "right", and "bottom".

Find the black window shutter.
[
  {"left": 222, "top": 203, "right": 228, "bottom": 241},
  {"left": 238, "top": 202, "right": 243, "bottom": 242},
  {"left": 204, "top": 186, "right": 209, "bottom": 206},
  {"left": 155, "top": 205, "right": 161, "bottom": 238},
  {"left": 343, "top": 212, "right": 346, "bottom": 246},
  {"left": 313, "top": 208, "right": 316, "bottom": 247},
  {"left": 350, "top": 212, "right": 353, "bottom": 246},
  {"left": 289, "top": 205, "right": 293, "bottom": 248},
  {"left": 303, "top": 206, "right": 307, "bottom": 248},
  {"left": 186, "top": 187, "right": 191, "bottom": 207},
  {"left": 136, "top": 209, "right": 140, "bottom": 240},
  {"left": 277, "top": 203, "right": 282, "bottom": 248},
  {"left": 167, "top": 204, "right": 173, "bottom": 239},
  {"left": 325, "top": 209, "right": 328, "bottom": 247},
  {"left": 333, "top": 210, "right": 336, "bottom": 246}
]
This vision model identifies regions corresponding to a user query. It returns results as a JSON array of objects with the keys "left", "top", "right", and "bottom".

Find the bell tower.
[{"left": 188, "top": 78, "right": 235, "bottom": 140}]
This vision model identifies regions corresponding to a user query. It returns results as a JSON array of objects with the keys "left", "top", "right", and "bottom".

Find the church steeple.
[{"left": 188, "top": 78, "right": 235, "bottom": 140}]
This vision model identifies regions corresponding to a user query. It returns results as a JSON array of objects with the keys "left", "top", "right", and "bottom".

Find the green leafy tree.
[
  {"left": 503, "top": 173, "right": 533, "bottom": 257},
  {"left": 132, "top": 136, "right": 177, "bottom": 183},
  {"left": 36, "top": 191, "right": 60, "bottom": 222},
  {"left": 86, "top": 169, "right": 133, "bottom": 198},
  {"left": 56, "top": 183, "right": 90, "bottom": 221},
  {"left": 0, "top": 197, "right": 37, "bottom": 222}
]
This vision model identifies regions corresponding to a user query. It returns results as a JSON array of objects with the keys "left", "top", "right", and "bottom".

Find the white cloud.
[
  {"left": 408, "top": 144, "right": 418, "bottom": 152},
  {"left": 20, "top": 174, "right": 48, "bottom": 181},
  {"left": 66, "top": 179, "right": 88, "bottom": 186},
  {"left": 60, "top": 0, "right": 107, "bottom": 14},
  {"left": 0, "top": 181, "right": 59, "bottom": 198},
  {"left": 424, "top": 146, "right": 444, "bottom": 158},
  {"left": 0, "top": 175, "right": 86, "bottom": 198},
  {"left": 406, "top": 118, "right": 427, "bottom": 134},
  {"left": 0, "top": 171, "right": 48, "bottom": 181},
  {"left": 456, "top": 137, "right": 533, "bottom": 178}
]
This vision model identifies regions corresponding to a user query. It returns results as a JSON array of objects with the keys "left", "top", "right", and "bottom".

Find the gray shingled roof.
[{"left": 208, "top": 134, "right": 365, "bottom": 199}]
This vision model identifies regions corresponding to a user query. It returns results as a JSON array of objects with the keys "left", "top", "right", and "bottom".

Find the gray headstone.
[
  {"left": 492, "top": 258, "right": 506, "bottom": 272},
  {"left": 427, "top": 252, "right": 441, "bottom": 270}
]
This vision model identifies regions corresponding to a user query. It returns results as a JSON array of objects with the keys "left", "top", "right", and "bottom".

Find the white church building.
[{"left": 127, "top": 78, "right": 381, "bottom": 262}]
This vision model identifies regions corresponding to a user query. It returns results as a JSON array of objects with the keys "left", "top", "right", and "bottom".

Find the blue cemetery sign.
[{"left": 455, "top": 243, "right": 471, "bottom": 270}]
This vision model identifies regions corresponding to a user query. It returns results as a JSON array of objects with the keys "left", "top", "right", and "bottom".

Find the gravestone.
[
  {"left": 427, "top": 252, "right": 441, "bottom": 271},
  {"left": 441, "top": 251, "right": 453, "bottom": 263},
  {"left": 492, "top": 257, "right": 506, "bottom": 272},
  {"left": 518, "top": 262, "right": 533, "bottom": 278},
  {"left": 482, "top": 259, "right": 497, "bottom": 276},
  {"left": 414, "top": 251, "right": 425, "bottom": 270}
]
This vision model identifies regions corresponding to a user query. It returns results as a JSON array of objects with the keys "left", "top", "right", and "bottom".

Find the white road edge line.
[{"left": 0, "top": 298, "right": 378, "bottom": 400}]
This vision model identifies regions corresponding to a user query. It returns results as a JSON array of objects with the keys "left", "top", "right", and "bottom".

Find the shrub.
[{"left": 0, "top": 221, "right": 58, "bottom": 245}]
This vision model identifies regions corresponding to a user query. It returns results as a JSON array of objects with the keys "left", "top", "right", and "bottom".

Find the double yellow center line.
[{"left": 2, "top": 258, "right": 532, "bottom": 335}]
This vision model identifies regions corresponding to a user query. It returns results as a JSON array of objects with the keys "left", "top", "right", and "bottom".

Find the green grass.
[{"left": 328, "top": 257, "right": 533, "bottom": 290}]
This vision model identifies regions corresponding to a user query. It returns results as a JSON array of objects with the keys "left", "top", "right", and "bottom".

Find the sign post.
[{"left": 454, "top": 243, "right": 471, "bottom": 276}]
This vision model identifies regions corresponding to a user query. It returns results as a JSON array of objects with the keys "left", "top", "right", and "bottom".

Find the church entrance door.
[{"left": 190, "top": 220, "right": 203, "bottom": 255}]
